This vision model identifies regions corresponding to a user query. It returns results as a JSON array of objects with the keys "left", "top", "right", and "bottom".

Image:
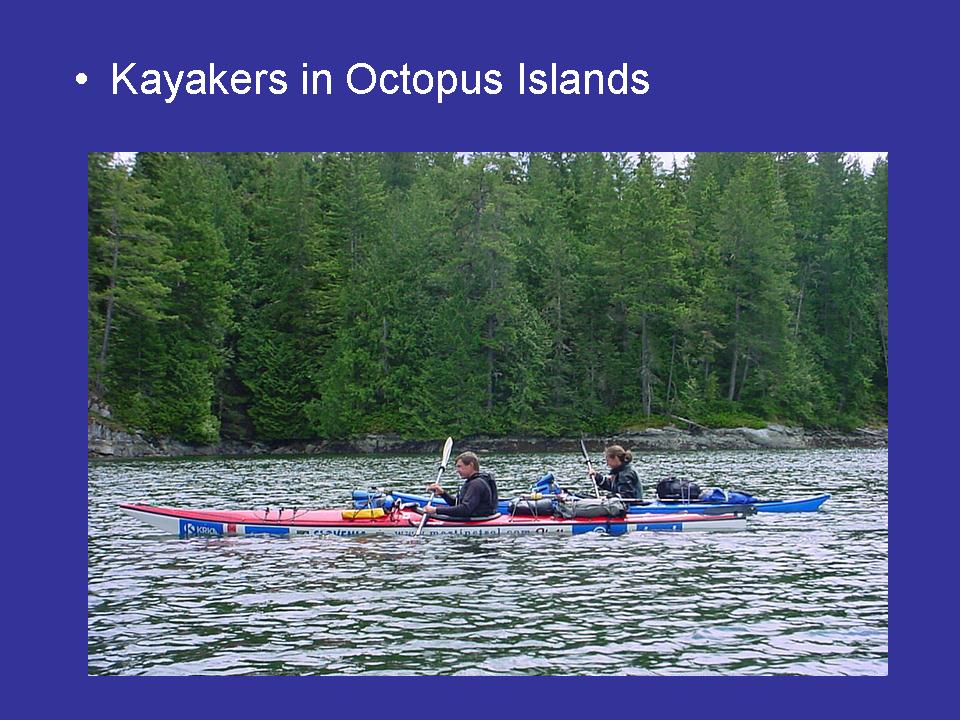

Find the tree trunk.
[
  {"left": 640, "top": 313, "right": 651, "bottom": 417},
  {"left": 727, "top": 297, "right": 741, "bottom": 402},
  {"left": 794, "top": 282, "right": 805, "bottom": 336},
  {"left": 377, "top": 316, "right": 389, "bottom": 402},
  {"left": 95, "top": 207, "right": 121, "bottom": 395},
  {"left": 485, "top": 255, "right": 497, "bottom": 412},
  {"left": 727, "top": 348, "right": 739, "bottom": 402},
  {"left": 736, "top": 352, "right": 750, "bottom": 402},
  {"left": 486, "top": 320, "right": 495, "bottom": 413},
  {"left": 878, "top": 308, "right": 888, "bottom": 377},
  {"left": 666, "top": 333, "right": 677, "bottom": 408},
  {"left": 554, "top": 270, "right": 564, "bottom": 365}
]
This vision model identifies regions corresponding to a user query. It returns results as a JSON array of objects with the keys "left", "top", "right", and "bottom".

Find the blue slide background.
[{"left": 4, "top": 0, "right": 948, "bottom": 715}]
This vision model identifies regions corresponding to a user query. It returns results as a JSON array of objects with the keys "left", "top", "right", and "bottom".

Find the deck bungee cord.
[{"left": 258, "top": 506, "right": 313, "bottom": 522}]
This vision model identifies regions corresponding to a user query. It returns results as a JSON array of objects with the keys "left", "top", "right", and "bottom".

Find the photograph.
[{"left": 87, "top": 150, "right": 888, "bottom": 675}]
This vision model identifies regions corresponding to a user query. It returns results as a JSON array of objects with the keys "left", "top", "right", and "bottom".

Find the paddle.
[
  {"left": 415, "top": 436, "right": 454, "bottom": 537},
  {"left": 580, "top": 436, "right": 602, "bottom": 499}
]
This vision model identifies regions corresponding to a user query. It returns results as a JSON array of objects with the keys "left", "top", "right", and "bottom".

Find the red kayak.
[{"left": 120, "top": 503, "right": 750, "bottom": 537}]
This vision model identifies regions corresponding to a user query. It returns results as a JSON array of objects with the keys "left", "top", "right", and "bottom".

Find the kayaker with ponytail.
[
  {"left": 423, "top": 451, "right": 499, "bottom": 518},
  {"left": 589, "top": 445, "right": 642, "bottom": 500}
]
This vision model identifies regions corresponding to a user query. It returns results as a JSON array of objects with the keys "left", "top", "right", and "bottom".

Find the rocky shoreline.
[{"left": 88, "top": 413, "right": 887, "bottom": 459}]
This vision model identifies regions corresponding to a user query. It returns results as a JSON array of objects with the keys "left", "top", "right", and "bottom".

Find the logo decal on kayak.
[
  {"left": 243, "top": 525, "right": 290, "bottom": 535},
  {"left": 634, "top": 522, "right": 681, "bottom": 532},
  {"left": 571, "top": 523, "right": 632, "bottom": 536},
  {"left": 571, "top": 524, "right": 604, "bottom": 535},
  {"left": 292, "top": 528, "right": 367, "bottom": 536},
  {"left": 179, "top": 519, "right": 224, "bottom": 537}
]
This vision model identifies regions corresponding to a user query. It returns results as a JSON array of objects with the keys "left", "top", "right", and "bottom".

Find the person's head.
[
  {"left": 454, "top": 452, "right": 480, "bottom": 478},
  {"left": 604, "top": 445, "right": 632, "bottom": 469}
]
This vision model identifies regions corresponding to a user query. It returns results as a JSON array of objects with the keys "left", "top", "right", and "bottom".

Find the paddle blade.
[
  {"left": 440, "top": 436, "right": 454, "bottom": 469},
  {"left": 579, "top": 437, "right": 590, "bottom": 463}
]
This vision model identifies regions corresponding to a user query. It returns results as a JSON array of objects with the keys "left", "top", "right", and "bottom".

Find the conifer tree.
[
  {"left": 117, "top": 153, "right": 232, "bottom": 442},
  {"left": 88, "top": 154, "right": 180, "bottom": 402},
  {"left": 88, "top": 151, "right": 888, "bottom": 442},
  {"left": 714, "top": 154, "right": 795, "bottom": 408}
]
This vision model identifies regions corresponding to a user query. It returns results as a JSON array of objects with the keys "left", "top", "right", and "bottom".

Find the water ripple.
[{"left": 88, "top": 448, "right": 887, "bottom": 675}]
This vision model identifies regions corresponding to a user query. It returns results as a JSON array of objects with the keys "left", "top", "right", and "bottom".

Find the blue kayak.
[
  {"left": 647, "top": 494, "right": 830, "bottom": 513},
  {"left": 352, "top": 489, "right": 830, "bottom": 514}
]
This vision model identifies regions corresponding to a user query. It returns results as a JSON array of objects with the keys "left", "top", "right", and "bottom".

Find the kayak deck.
[
  {"left": 120, "top": 503, "right": 749, "bottom": 537},
  {"left": 353, "top": 490, "right": 830, "bottom": 514},
  {"left": 651, "top": 493, "right": 830, "bottom": 513}
]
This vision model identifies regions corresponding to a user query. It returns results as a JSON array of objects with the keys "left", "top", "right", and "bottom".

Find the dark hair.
[
  {"left": 604, "top": 445, "right": 633, "bottom": 464},
  {"left": 455, "top": 451, "right": 480, "bottom": 471}
]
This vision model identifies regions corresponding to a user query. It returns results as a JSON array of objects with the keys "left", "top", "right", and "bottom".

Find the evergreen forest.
[{"left": 88, "top": 152, "right": 888, "bottom": 443}]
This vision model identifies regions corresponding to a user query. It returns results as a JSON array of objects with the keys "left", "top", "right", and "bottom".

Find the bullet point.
[{"left": 76, "top": 72, "right": 88, "bottom": 85}]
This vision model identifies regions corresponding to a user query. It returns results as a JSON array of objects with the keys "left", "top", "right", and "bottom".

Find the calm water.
[{"left": 88, "top": 448, "right": 887, "bottom": 676}]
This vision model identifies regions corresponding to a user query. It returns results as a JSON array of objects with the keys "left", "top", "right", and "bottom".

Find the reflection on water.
[{"left": 88, "top": 448, "right": 887, "bottom": 675}]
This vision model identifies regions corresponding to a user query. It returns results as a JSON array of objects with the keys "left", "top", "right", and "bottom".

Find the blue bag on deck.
[
  {"left": 699, "top": 487, "right": 728, "bottom": 502},
  {"left": 699, "top": 487, "right": 757, "bottom": 504},
  {"left": 351, "top": 491, "right": 396, "bottom": 510},
  {"left": 532, "top": 473, "right": 561, "bottom": 495}
]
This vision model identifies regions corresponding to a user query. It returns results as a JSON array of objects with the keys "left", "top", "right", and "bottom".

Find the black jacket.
[
  {"left": 438, "top": 472, "right": 499, "bottom": 518},
  {"left": 596, "top": 463, "right": 642, "bottom": 499}
]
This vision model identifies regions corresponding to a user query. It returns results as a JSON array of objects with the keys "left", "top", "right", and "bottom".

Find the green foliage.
[
  {"left": 611, "top": 413, "right": 674, "bottom": 432},
  {"left": 699, "top": 409, "right": 768, "bottom": 430},
  {"left": 89, "top": 152, "right": 887, "bottom": 443},
  {"left": 88, "top": 155, "right": 180, "bottom": 392}
]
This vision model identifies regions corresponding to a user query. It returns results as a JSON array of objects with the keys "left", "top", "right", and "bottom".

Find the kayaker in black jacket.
[
  {"left": 423, "top": 451, "right": 499, "bottom": 518},
  {"left": 589, "top": 445, "right": 643, "bottom": 500}
]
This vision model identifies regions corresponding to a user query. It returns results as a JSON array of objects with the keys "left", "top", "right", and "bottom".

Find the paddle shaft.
[
  {"left": 580, "top": 438, "right": 601, "bottom": 499},
  {"left": 415, "top": 437, "right": 454, "bottom": 537}
]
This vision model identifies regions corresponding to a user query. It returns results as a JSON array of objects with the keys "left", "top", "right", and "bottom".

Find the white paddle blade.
[{"left": 440, "top": 436, "right": 454, "bottom": 468}]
